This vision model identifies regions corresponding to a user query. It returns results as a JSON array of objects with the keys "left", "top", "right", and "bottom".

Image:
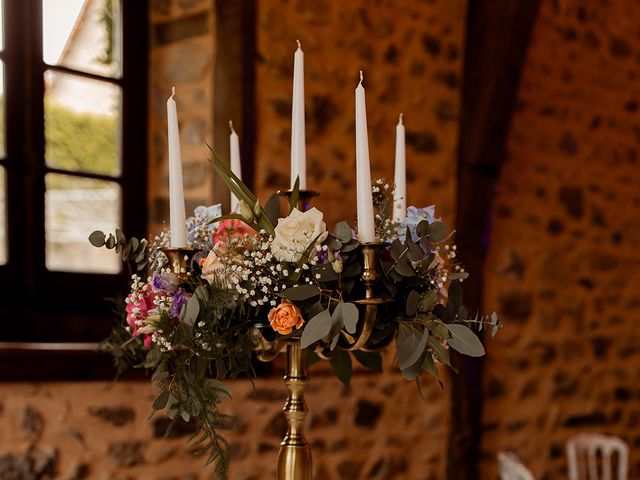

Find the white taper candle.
[
  {"left": 290, "top": 39, "right": 307, "bottom": 189},
  {"left": 355, "top": 71, "right": 376, "bottom": 243},
  {"left": 229, "top": 121, "right": 242, "bottom": 213},
  {"left": 393, "top": 113, "right": 407, "bottom": 223},
  {"left": 167, "top": 87, "right": 187, "bottom": 247}
]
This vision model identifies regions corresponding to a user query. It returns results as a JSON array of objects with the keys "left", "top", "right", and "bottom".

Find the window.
[{"left": 0, "top": 0, "right": 147, "bottom": 347}]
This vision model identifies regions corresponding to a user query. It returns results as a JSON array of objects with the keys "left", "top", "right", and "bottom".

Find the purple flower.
[
  {"left": 316, "top": 249, "right": 329, "bottom": 264},
  {"left": 398, "top": 205, "right": 440, "bottom": 242},
  {"left": 152, "top": 272, "right": 180, "bottom": 293},
  {"left": 171, "top": 288, "right": 191, "bottom": 318}
]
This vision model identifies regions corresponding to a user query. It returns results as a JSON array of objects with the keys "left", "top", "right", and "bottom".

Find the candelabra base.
[{"left": 276, "top": 339, "right": 312, "bottom": 480}]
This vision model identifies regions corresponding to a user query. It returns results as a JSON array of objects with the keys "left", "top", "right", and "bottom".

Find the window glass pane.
[
  {"left": 42, "top": 0, "right": 121, "bottom": 78},
  {"left": 45, "top": 173, "right": 121, "bottom": 273},
  {"left": 44, "top": 70, "right": 121, "bottom": 176},
  {"left": 0, "top": 167, "right": 6, "bottom": 265}
]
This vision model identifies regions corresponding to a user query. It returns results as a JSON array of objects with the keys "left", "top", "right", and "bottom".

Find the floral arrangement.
[{"left": 90, "top": 152, "right": 499, "bottom": 478}]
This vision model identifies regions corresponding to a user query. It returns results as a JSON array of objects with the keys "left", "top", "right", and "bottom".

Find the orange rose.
[{"left": 268, "top": 300, "right": 305, "bottom": 335}]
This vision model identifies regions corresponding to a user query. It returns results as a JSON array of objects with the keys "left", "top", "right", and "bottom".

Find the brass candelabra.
[
  {"left": 255, "top": 190, "right": 391, "bottom": 480},
  {"left": 161, "top": 196, "right": 391, "bottom": 480}
]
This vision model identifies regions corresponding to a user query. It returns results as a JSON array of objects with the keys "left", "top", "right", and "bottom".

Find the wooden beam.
[{"left": 449, "top": 1, "right": 541, "bottom": 478}]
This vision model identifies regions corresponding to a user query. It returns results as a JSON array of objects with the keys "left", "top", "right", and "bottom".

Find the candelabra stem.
[{"left": 276, "top": 339, "right": 312, "bottom": 480}]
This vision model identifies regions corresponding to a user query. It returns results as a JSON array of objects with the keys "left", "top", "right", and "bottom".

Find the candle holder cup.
[
  {"left": 277, "top": 189, "right": 319, "bottom": 212},
  {"left": 160, "top": 247, "right": 202, "bottom": 281},
  {"left": 339, "top": 241, "right": 393, "bottom": 351}
]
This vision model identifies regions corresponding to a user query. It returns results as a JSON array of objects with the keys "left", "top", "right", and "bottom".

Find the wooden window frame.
[{"left": 0, "top": 0, "right": 148, "bottom": 379}]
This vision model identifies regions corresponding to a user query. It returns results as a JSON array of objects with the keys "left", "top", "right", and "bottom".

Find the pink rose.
[
  {"left": 211, "top": 219, "right": 255, "bottom": 245},
  {"left": 125, "top": 283, "right": 157, "bottom": 348}
]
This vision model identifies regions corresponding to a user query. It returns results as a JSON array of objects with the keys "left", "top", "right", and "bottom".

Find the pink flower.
[
  {"left": 125, "top": 283, "right": 158, "bottom": 348},
  {"left": 211, "top": 219, "right": 255, "bottom": 245}
]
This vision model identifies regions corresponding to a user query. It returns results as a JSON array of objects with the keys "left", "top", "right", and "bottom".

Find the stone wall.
[
  {"left": 253, "top": 0, "right": 466, "bottom": 226},
  {"left": 0, "top": 367, "right": 449, "bottom": 480},
  {"left": 480, "top": 0, "right": 640, "bottom": 478}
]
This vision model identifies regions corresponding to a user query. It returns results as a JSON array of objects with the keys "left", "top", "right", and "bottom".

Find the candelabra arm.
[{"left": 276, "top": 339, "right": 312, "bottom": 480}]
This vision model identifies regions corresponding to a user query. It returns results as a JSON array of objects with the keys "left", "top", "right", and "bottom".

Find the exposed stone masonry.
[
  {"left": 0, "top": 372, "right": 449, "bottom": 480},
  {"left": 481, "top": 0, "right": 640, "bottom": 477},
  {"left": 254, "top": 0, "right": 466, "bottom": 227}
]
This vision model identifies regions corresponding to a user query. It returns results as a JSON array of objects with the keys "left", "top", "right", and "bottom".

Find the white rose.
[{"left": 271, "top": 207, "right": 328, "bottom": 263}]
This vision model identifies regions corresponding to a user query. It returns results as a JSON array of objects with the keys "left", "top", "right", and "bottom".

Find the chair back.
[
  {"left": 567, "top": 433, "right": 628, "bottom": 480},
  {"left": 498, "top": 451, "right": 535, "bottom": 480}
]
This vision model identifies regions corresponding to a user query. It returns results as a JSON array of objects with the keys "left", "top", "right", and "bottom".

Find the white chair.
[
  {"left": 567, "top": 433, "right": 629, "bottom": 480},
  {"left": 498, "top": 451, "right": 535, "bottom": 480}
]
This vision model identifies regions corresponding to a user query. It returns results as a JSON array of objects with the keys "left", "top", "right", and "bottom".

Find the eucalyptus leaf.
[
  {"left": 427, "top": 222, "right": 448, "bottom": 242},
  {"left": 397, "top": 326, "right": 429, "bottom": 370},
  {"left": 105, "top": 234, "right": 116, "bottom": 249},
  {"left": 115, "top": 228, "right": 126, "bottom": 245},
  {"left": 427, "top": 320, "right": 450, "bottom": 339},
  {"left": 300, "top": 308, "right": 332, "bottom": 348},
  {"left": 194, "top": 285, "right": 209, "bottom": 303},
  {"left": 341, "top": 239, "right": 360, "bottom": 253},
  {"left": 445, "top": 324, "right": 485, "bottom": 357},
  {"left": 418, "top": 290, "right": 437, "bottom": 313},
  {"left": 340, "top": 302, "right": 359, "bottom": 334},
  {"left": 401, "top": 352, "right": 425, "bottom": 380},
  {"left": 427, "top": 336, "right": 452, "bottom": 368},
  {"left": 390, "top": 239, "right": 405, "bottom": 261},
  {"left": 406, "top": 290, "right": 419, "bottom": 317},
  {"left": 330, "top": 349, "right": 352, "bottom": 386},
  {"left": 333, "top": 221, "right": 353, "bottom": 243},
  {"left": 182, "top": 295, "right": 200, "bottom": 326},
  {"left": 314, "top": 264, "right": 339, "bottom": 282},
  {"left": 151, "top": 369, "right": 169, "bottom": 385},
  {"left": 153, "top": 391, "right": 170, "bottom": 410},
  {"left": 353, "top": 350, "right": 382, "bottom": 373},
  {"left": 416, "top": 220, "right": 429, "bottom": 238},
  {"left": 328, "top": 306, "right": 345, "bottom": 351},
  {"left": 88, "top": 230, "right": 106, "bottom": 247},
  {"left": 394, "top": 259, "right": 415, "bottom": 277},
  {"left": 324, "top": 235, "right": 343, "bottom": 251},
  {"left": 280, "top": 284, "right": 321, "bottom": 301}
]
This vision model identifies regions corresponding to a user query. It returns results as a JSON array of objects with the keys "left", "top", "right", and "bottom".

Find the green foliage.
[
  {"left": 89, "top": 228, "right": 149, "bottom": 274},
  {"left": 97, "top": 0, "right": 116, "bottom": 66},
  {"left": 45, "top": 101, "right": 118, "bottom": 178}
]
